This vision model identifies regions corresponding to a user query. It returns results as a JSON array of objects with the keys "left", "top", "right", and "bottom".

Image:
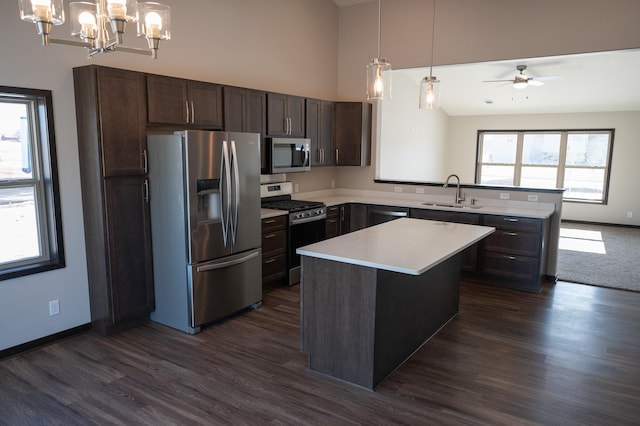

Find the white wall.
[
  {"left": 0, "top": 0, "right": 339, "bottom": 351},
  {"left": 327, "top": 0, "right": 640, "bottom": 224}
]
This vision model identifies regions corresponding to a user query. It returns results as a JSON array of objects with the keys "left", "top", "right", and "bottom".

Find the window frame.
[
  {"left": 0, "top": 86, "right": 65, "bottom": 281},
  {"left": 475, "top": 129, "right": 614, "bottom": 204}
]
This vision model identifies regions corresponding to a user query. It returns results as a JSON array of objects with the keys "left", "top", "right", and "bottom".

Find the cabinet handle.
[
  {"left": 264, "top": 219, "right": 276, "bottom": 224},
  {"left": 504, "top": 255, "right": 517, "bottom": 260},
  {"left": 143, "top": 179, "right": 149, "bottom": 203},
  {"left": 264, "top": 233, "right": 276, "bottom": 239},
  {"left": 264, "top": 258, "right": 277, "bottom": 264},
  {"left": 503, "top": 231, "right": 518, "bottom": 236},
  {"left": 340, "top": 207, "right": 345, "bottom": 220},
  {"left": 328, "top": 219, "right": 337, "bottom": 223},
  {"left": 185, "top": 101, "right": 190, "bottom": 124},
  {"left": 288, "top": 117, "right": 292, "bottom": 135},
  {"left": 190, "top": 101, "right": 195, "bottom": 123},
  {"left": 335, "top": 148, "right": 339, "bottom": 164},
  {"left": 142, "top": 149, "right": 148, "bottom": 174},
  {"left": 504, "top": 218, "right": 519, "bottom": 222}
]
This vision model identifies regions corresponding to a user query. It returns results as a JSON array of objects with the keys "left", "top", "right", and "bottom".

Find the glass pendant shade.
[
  {"left": 419, "top": 75, "right": 440, "bottom": 109},
  {"left": 70, "top": 2, "right": 97, "bottom": 40},
  {"left": 367, "top": 57, "right": 392, "bottom": 101},
  {"left": 137, "top": 2, "right": 171, "bottom": 40},
  {"left": 19, "top": 0, "right": 65, "bottom": 25}
]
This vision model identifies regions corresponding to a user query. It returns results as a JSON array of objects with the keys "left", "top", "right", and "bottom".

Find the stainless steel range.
[{"left": 261, "top": 182, "right": 326, "bottom": 285}]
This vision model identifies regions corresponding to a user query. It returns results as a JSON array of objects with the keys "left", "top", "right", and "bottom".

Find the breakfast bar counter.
[{"left": 297, "top": 218, "right": 494, "bottom": 390}]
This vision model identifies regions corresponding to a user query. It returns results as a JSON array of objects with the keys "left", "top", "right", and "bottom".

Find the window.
[
  {"left": 0, "top": 86, "right": 64, "bottom": 280},
  {"left": 476, "top": 130, "right": 614, "bottom": 203}
]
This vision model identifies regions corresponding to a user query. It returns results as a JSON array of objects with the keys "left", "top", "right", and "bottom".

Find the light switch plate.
[{"left": 499, "top": 193, "right": 510, "bottom": 200}]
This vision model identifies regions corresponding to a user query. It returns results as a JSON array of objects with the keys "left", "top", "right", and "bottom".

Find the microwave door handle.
[
  {"left": 230, "top": 140, "right": 240, "bottom": 244},
  {"left": 304, "top": 147, "right": 310, "bottom": 167}
]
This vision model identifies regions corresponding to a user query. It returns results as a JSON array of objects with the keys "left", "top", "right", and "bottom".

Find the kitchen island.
[{"left": 297, "top": 218, "right": 495, "bottom": 390}]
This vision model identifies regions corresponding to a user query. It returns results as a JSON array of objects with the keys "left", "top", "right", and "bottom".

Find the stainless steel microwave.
[{"left": 268, "top": 137, "right": 311, "bottom": 173}]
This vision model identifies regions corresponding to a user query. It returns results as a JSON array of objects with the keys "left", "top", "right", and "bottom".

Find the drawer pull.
[
  {"left": 504, "top": 218, "right": 519, "bottom": 222},
  {"left": 328, "top": 206, "right": 338, "bottom": 212},
  {"left": 264, "top": 258, "right": 277, "bottom": 264},
  {"left": 504, "top": 255, "right": 517, "bottom": 260},
  {"left": 503, "top": 231, "right": 518, "bottom": 236},
  {"left": 264, "top": 219, "right": 276, "bottom": 224},
  {"left": 328, "top": 219, "right": 337, "bottom": 223},
  {"left": 264, "top": 233, "right": 276, "bottom": 239}
]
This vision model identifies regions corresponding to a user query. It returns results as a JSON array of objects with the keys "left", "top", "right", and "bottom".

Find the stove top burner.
[{"left": 262, "top": 199, "right": 324, "bottom": 212}]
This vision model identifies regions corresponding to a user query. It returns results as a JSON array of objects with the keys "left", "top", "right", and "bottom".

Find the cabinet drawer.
[
  {"left": 326, "top": 217, "right": 339, "bottom": 239},
  {"left": 326, "top": 205, "right": 339, "bottom": 218},
  {"left": 482, "top": 230, "right": 540, "bottom": 257},
  {"left": 482, "top": 215, "right": 541, "bottom": 233},
  {"left": 262, "top": 215, "right": 286, "bottom": 233},
  {"left": 262, "top": 252, "right": 287, "bottom": 281},
  {"left": 478, "top": 251, "right": 539, "bottom": 282},
  {"left": 262, "top": 228, "right": 286, "bottom": 255}
]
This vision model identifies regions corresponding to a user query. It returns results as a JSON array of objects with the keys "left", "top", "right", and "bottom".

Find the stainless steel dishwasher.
[{"left": 367, "top": 205, "right": 409, "bottom": 226}]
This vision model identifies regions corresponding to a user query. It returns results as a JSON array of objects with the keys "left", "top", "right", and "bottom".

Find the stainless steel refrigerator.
[{"left": 147, "top": 130, "right": 262, "bottom": 334}]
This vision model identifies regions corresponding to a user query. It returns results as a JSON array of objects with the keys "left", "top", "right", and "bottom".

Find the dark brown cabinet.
[
  {"left": 348, "top": 203, "right": 368, "bottom": 232},
  {"left": 224, "top": 86, "right": 267, "bottom": 170},
  {"left": 261, "top": 215, "right": 288, "bottom": 291},
  {"left": 325, "top": 205, "right": 340, "bottom": 239},
  {"left": 477, "top": 214, "right": 550, "bottom": 291},
  {"left": 334, "top": 102, "right": 372, "bottom": 166},
  {"left": 410, "top": 208, "right": 481, "bottom": 272},
  {"left": 266, "top": 92, "right": 305, "bottom": 137},
  {"left": 147, "top": 74, "right": 223, "bottom": 128},
  {"left": 306, "top": 98, "right": 335, "bottom": 166},
  {"left": 73, "top": 65, "right": 154, "bottom": 335}
]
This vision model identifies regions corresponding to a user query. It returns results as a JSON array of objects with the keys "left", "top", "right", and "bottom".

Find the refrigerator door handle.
[
  {"left": 230, "top": 140, "right": 240, "bottom": 244},
  {"left": 195, "top": 249, "right": 260, "bottom": 272},
  {"left": 220, "top": 140, "right": 232, "bottom": 246}
]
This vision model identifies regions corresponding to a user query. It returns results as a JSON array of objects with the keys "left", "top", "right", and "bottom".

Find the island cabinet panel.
[
  {"left": 73, "top": 65, "right": 155, "bottom": 335},
  {"left": 334, "top": 102, "right": 372, "bottom": 166},
  {"left": 306, "top": 98, "right": 335, "bottom": 166},
  {"left": 477, "top": 214, "right": 550, "bottom": 292},
  {"left": 266, "top": 92, "right": 305, "bottom": 137},
  {"left": 147, "top": 75, "right": 223, "bottom": 128},
  {"left": 409, "top": 208, "right": 480, "bottom": 272},
  {"left": 261, "top": 216, "right": 287, "bottom": 291},
  {"left": 224, "top": 86, "right": 267, "bottom": 170}
]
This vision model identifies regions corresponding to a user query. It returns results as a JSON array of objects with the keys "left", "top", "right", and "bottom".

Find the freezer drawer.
[{"left": 188, "top": 248, "right": 262, "bottom": 328}]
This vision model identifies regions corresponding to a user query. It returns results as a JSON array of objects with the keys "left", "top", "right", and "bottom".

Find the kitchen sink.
[{"left": 422, "top": 202, "right": 483, "bottom": 209}]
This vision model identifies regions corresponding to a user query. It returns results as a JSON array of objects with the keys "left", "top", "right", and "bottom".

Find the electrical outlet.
[
  {"left": 49, "top": 300, "right": 59, "bottom": 316},
  {"left": 394, "top": 187, "right": 403, "bottom": 193},
  {"left": 527, "top": 194, "right": 539, "bottom": 202},
  {"left": 416, "top": 187, "right": 425, "bottom": 194},
  {"left": 628, "top": 211, "right": 633, "bottom": 218},
  {"left": 499, "top": 193, "right": 510, "bottom": 200}
]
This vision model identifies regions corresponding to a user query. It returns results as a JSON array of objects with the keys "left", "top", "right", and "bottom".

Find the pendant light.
[
  {"left": 419, "top": 0, "right": 440, "bottom": 109},
  {"left": 366, "top": 0, "right": 391, "bottom": 101}
]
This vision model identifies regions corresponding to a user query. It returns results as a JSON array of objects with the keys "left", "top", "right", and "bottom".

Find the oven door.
[{"left": 288, "top": 218, "right": 326, "bottom": 285}]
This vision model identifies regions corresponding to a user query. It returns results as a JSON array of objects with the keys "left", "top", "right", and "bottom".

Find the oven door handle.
[{"left": 290, "top": 214, "right": 326, "bottom": 226}]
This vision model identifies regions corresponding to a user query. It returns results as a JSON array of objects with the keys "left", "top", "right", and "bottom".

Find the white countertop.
[
  {"left": 294, "top": 191, "right": 554, "bottom": 219},
  {"left": 260, "top": 208, "right": 288, "bottom": 219},
  {"left": 297, "top": 217, "right": 495, "bottom": 276}
]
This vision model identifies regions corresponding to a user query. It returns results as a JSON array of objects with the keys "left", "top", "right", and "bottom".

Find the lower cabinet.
[
  {"left": 326, "top": 204, "right": 351, "bottom": 238},
  {"left": 476, "top": 214, "right": 550, "bottom": 292},
  {"left": 409, "top": 208, "right": 480, "bottom": 272},
  {"left": 261, "top": 215, "right": 288, "bottom": 291}
]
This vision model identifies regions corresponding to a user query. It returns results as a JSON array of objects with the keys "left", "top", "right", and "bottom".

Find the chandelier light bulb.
[
  {"left": 106, "top": 0, "right": 127, "bottom": 20},
  {"left": 31, "top": 0, "right": 52, "bottom": 22},
  {"left": 78, "top": 11, "right": 96, "bottom": 39},
  {"left": 145, "top": 11, "right": 162, "bottom": 38}
]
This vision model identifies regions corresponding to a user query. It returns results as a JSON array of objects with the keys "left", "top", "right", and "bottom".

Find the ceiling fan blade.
[
  {"left": 535, "top": 75, "right": 562, "bottom": 81},
  {"left": 528, "top": 80, "right": 544, "bottom": 87},
  {"left": 482, "top": 79, "right": 514, "bottom": 83}
]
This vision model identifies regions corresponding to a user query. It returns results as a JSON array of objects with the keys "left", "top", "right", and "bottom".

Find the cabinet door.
[
  {"left": 335, "top": 102, "right": 372, "bottom": 166},
  {"left": 338, "top": 204, "right": 350, "bottom": 235},
  {"left": 349, "top": 203, "right": 368, "bottom": 232},
  {"left": 267, "top": 92, "right": 288, "bottom": 136},
  {"left": 147, "top": 74, "right": 188, "bottom": 124},
  {"left": 104, "top": 176, "right": 155, "bottom": 327},
  {"left": 223, "top": 86, "right": 245, "bottom": 132},
  {"left": 188, "top": 81, "right": 223, "bottom": 128},
  {"left": 306, "top": 99, "right": 322, "bottom": 166},
  {"left": 287, "top": 95, "right": 306, "bottom": 137},
  {"left": 320, "top": 100, "right": 335, "bottom": 165},
  {"left": 246, "top": 89, "right": 267, "bottom": 171},
  {"left": 96, "top": 67, "right": 148, "bottom": 177}
]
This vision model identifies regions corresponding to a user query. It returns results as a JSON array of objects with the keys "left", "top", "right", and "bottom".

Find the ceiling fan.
[{"left": 483, "top": 65, "right": 561, "bottom": 89}]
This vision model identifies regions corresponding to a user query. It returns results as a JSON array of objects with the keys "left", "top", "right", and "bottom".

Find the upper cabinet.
[
  {"left": 306, "top": 98, "right": 335, "bottom": 167},
  {"left": 266, "top": 92, "right": 305, "bottom": 137},
  {"left": 224, "top": 86, "right": 267, "bottom": 170},
  {"left": 334, "top": 102, "right": 372, "bottom": 167},
  {"left": 147, "top": 75, "right": 223, "bottom": 128}
]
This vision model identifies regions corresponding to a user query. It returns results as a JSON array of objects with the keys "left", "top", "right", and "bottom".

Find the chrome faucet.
[{"left": 444, "top": 174, "right": 465, "bottom": 204}]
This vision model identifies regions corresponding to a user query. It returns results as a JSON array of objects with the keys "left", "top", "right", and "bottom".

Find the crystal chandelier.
[{"left": 18, "top": 0, "right": 171, "bottom": 59}]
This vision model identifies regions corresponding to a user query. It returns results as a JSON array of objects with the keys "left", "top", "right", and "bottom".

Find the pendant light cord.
[
  {"left": 377, "top": 0, "right": 382, "bottom": 58},
  {"left": 429, "top": 0, "right": 436, "bottom": 79}
]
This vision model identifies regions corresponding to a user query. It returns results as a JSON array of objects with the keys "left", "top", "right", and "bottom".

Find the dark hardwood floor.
[{"left": 2, "top": 280, "right": 640, "bottom": 425}]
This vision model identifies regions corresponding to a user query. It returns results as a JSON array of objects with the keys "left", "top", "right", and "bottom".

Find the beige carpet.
[{"left": 557, "top": 221, "right": 640, "bottom": 292}]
